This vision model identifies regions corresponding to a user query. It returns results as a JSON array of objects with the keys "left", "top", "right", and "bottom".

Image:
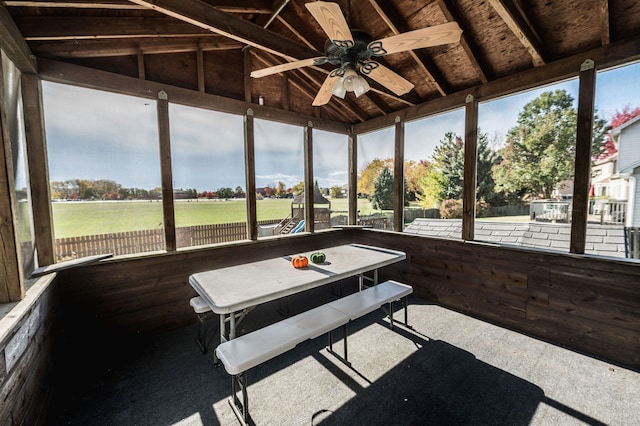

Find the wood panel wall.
[
  {"left": 0, "top": 275, "right": 58, "bottom": 425},
  {"left": 352, "top": 229, "right": 640, "bottom": 367},
  {"left": 54, "top": 229, "right": 639, "bottom": 369}
]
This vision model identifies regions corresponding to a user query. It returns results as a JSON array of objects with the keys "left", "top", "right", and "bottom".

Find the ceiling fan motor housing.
[{"left": 325, "top": 30, "right": 374, "bottom": 72}]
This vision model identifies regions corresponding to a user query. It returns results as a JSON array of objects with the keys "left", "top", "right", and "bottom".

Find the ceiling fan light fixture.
[
  {"left": 337, "top": 67, "right": 371, "bottom": 98},
  {"left": 330, "top": 78, "right": 347, "bottom": 99},
  {"left": 353, "top": 77, "right": 370, "bottom": 97}
]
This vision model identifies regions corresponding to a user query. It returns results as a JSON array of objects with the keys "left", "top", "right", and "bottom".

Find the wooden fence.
[{"left": 55, "top": 220, "right": 280, "bottom": 261}]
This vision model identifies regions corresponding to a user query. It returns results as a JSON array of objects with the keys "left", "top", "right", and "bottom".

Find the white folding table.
[{"left": 188, "top": 243, "right": 406, "bottom": 358}]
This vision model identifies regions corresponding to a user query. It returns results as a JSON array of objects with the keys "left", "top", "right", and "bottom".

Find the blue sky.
[{"left": 40, "top": 61, "right": 640, "bottom": 192}]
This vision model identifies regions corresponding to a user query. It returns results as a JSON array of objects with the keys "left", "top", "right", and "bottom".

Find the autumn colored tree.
[
  {"left": 275, "top": 181, "right": 287, "bottom": 198},
  {"left": 595, "top": 105, "right": 640, "bottom": 160},
  {"left": 357, "top": 157, "right": 393, "bottom": 198}
]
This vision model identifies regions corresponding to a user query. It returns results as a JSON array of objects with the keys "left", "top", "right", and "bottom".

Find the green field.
[{"left": 51, "top": 198, "right": 381, "bottom": 238}]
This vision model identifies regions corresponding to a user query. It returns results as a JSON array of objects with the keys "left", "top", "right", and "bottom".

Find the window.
[
  {"left": 313, "top": 129, "right": 349, "bottom": 229},
  {"left": 254, "top": 119, "right": 304, "bottom": 238},
  {"left": 2, "top": 52, "right": 35, "bottom": 275},
  {"left": 476, "top": 80, "right": 581, "bottom": 253},
  {"left": 169, "top": 104, "right": 246, "bottom": 248},
  {"left": 588, "top": 61, "right": 640, "bottom": 259},
  {"left": 357, "top": 127, "right": 395, "bottom": 230},
  {"left": 43, "top": 82, "right": 161, "bottom": 260},
  {"left": 404, "top": 109, "right": 465, "bottom": 236}
]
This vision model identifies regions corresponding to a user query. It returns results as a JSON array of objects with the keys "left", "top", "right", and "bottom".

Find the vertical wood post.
[
  {"left": 348, "top": 131, "right": 357, "bottom": 225},
  {"left": 21, "top": 73, "right": 55, "bottom": 266},
  {"left": 304, "top": 123, "right": 314, "bottom": 232},
  {"left": 463, "top": 94, "right": 478, "bottom": 241},
  {"left": 157, "top": 91, "right": 176, "bottom": 251},
  {"left": 244, "top": 109, "right": 257, "bottom": 240},
  {"left": 393, "top": 117, "right": 404, "bottom": 232},
  {"left": 0, "top": 61, "right": 24, "bottom": 302},
  {"left": 570, "top": 59, "right": 596, "bottom": 254}
]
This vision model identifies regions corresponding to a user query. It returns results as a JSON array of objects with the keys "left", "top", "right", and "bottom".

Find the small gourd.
[
  {"left": 310, "top": 251, "right": 326, "bottom": 264},
  {"left": 291, "top": 255, "right": 309, "bottom": 269}
]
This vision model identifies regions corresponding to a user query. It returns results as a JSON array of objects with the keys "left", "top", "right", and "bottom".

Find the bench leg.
[
  {"left": 195, "top": 312, "right": 214, "bottom": 354},
  {"left": 384, "top": 296, "right": 411, "bottom": 330},
  {"left": 230, "top": 372, "right": 252, "bottom": 426},
  {"left": 327, "top": 324, "right": 351, "bottom": 367}
]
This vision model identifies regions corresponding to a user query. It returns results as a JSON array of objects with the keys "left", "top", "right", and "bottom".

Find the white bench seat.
[
  {"left": 216, "top": 304, "right": 349, "bottom": 375},
  {"left": 215, "top": 280, "right": 412, "bottom": 425},
  {"left": 328, "top": 280, "right": 413, "bottom": 320}
]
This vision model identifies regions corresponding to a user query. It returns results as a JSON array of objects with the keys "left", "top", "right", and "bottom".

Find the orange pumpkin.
[{"left": 291, "top": 255, "right": 309, "bottom": 269}]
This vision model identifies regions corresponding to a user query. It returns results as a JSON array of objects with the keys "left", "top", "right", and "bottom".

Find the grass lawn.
[{"left": 51, "top": 197, "right": 383, "bottom": 238}]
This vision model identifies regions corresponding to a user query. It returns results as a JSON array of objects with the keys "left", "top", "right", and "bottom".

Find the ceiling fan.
[{"left": 250, "top": 1, "right": 462, "bottom": 106}]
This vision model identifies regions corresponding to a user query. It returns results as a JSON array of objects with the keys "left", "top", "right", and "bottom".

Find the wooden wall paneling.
[
  {"left": 21, "top": 73, "right": 55, "bottom": 267},
  {"left": 304, "top": 124, "right": 314, "bottom": 232},
  {"left": 0, "top": 278, "right": 58, "bottom": 424},
  {"left": 348, "top": 132, "right": 357, "bottom": 225},
  {"left": 156, "top": 91, "right": 176, "bottom": 251},
  {"left": 570, "top": 59, "right": 596, "bottom": 254},
  {"left": 393, "top": 117, "right": 404, "bottom": 232},
  {"left": 244, "top": 110, "right": 257, "bottom": 240},
  {"left": 462, "top": 95, "right": 478, "bottom": 240},
  {"left": 56, "top": 231, "right": 352, "bottom": 337},
  {"left": 351, "top": 230, "right": 640, "bottom": 367}
]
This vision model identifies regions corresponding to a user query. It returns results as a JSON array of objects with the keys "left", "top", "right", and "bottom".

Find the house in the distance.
[{"left": 612, "top": 115, "right": 640, "bottom": 227}]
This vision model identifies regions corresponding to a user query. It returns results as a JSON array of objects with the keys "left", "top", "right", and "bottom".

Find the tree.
[
  {"left": 292, "top": 181, "right": 305, "bottom": 195},
  {"left": 372, "top": 167, "right": 394, "bottom": 210},
  {"left": 357, "top": 158, "right": 393, "bottom": 198},
  {"left": 275, "top": 181, "right": 287, "bottom": 198},
  {"left": 234, "top": 186, "right": 245, "bottom": 198},
  {"left": 217, "top": 187, "right": 234, "bottom": 199},
  {"left": 329, "top": 185, "right": 344, "bottom": 198},
  {"left": 493, "top": 89, "right": 606, "bottom": 199},
  {"left": 596, "top": 105, "right": 640, "bottom": 160}
]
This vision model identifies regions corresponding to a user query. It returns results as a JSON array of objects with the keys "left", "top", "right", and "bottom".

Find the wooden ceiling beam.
[
  {"left": 369, "top": 0, "right": 450, "bottom": 97},
  {"left": 16, "top": 17, "right": 220, "bottom": 40},
  {"left": 4, "top": 0, "right": 274, "bottom": 14},
  {"left": 488, "top": 0, "right": 545, "bottom": 66},
  {"left": 30, "top": 37, "right": 244, "bottom": 57},
  {"left": 0, "top": 3, "right": 36, "bottom": 73},
  {"left": 128, "top": 0, "right": 320, "bottom": 61},
  {"left": 276, "top": 15, "right": 316, "bottom": 50},
  {"left": 435, "top": 0, "right": 489, "bottom": 83}
]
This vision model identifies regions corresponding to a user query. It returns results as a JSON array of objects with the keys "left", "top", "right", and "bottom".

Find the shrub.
[{"left": 439, "top": 199, "right": 491, "bottom": 218}]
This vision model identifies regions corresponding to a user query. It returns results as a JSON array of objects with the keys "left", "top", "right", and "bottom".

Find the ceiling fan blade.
[
  {"left": 312, "top": 73, "right": 341, "bottom": 106},
  {"left": 251, "top": 57, "right": 326, "bottom": 78},
  {"left": 360, "top": 60, "right": 414, "bottom": 96},
  {"left": 305, "top": 1, "right": 354, "bottom": 48},
  {"left": 368, "top": 22, "right": 462, "bottom": 56}
]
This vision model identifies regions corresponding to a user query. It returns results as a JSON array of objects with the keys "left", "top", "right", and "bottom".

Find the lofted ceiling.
[{"left": 3, "top": 0, "right": 640, "bottom": 124}]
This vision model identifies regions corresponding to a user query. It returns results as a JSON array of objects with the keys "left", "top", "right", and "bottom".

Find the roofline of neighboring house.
[{"left": 612, "top": 114, "right": 640, "bottom": 135}]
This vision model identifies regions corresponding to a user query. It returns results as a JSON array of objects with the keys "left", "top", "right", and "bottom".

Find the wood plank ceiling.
[{"left": 4, "top": 0, "right": 640, "bottom": 124}]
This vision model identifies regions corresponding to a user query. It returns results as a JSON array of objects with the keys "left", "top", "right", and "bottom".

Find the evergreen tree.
[{"left": 372, "top": 167, "right": 394, "bottom": 210}]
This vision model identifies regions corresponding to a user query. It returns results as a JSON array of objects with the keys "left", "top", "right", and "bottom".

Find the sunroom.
[{"left": 1, "top": 1, "right": 639, "bottom": 424}]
